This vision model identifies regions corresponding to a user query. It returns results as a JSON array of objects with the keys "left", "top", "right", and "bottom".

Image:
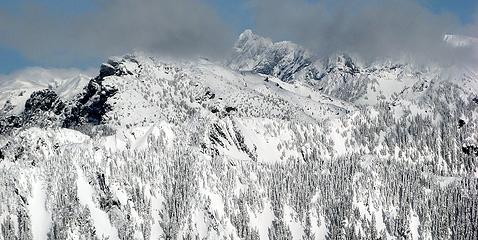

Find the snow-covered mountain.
[
  {"left": 228, "top": 30, "right": 313, "bottom": 82},
  {"left": 229, "top": 30, "right": 478, "bottom": 106},
  {"left": 0, "top": 31, "right": 477, "bottom": 240}
]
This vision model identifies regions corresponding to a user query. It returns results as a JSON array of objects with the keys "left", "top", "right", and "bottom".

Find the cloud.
[
  {"left": 249, "top": 0, "right": 475, "bottom": 64},
  {"left": 1, "top": 0, "right": 476, "bottom": 66},
  {"left": 0, "top": 0, "right": 234, "bottom": 65}
]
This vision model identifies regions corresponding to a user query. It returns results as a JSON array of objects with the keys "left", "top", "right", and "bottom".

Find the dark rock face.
[
  {"left": 62, "top": 58, "right": 134, "bottom": 128},
  {"left": 462, "top": 145, "right": 478, "bottom": 156},
  {"left": 458, "top": 119, "right": 466, "bottom": 128},
  {"left": 0, "top": 90, "right": 66, "bottom": 134},
  {"left": 99, "top": 63, "right": 117, "bottom": 79},
  {"left": 0, "top": 58, "right": 132, "bottom": 134},
  {"left": 22, "top": 89, "right": 66, "bottom": 128},
  {"left": 225, "top": 106, "right": 237, "bottom": 113},
  {"left": 63, "top": 76, "right": 118, "bottom": 127},
  {"left": 99, "top": 58, "right": 137, "bottom": 78},
  {"left": 0, "top": 116, "right": 23, "bottom": 134},
  {"left": 24, "top": 89, "right": 65, "bottom": 116}
]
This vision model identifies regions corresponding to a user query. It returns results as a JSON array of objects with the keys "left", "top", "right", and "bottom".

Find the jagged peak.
[
  {"left": 234, "top": 29, "right": 307, "bottom": 53},
  {"left": 234, "top": 29, "right": 273, "bottom": 51},
  {"left": 237, "top": 29, "right": 266, "bottom": 43},
  {"left": 238, "top": 29, "right": 255, "bottom": 40},
  {"left": 98, "top": 54, "right": 144, "bottom": 79},
  {"left": 229, "top": 30, "right": 314, "bottom": 81}
]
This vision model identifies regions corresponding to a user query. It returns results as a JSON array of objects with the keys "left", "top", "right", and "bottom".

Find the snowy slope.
[{"left": 96, "top": 54, "right": 352, "bottom": 132}]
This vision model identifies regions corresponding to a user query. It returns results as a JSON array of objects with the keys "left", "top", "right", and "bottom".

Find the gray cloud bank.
[
  {"left": 250, "top": 0, "right": 478, "bottom": 64},
  {"left": 1, "top": 0, "right": 477, "bottom": 66},
  {"left": 0, "top": 0, "right": 234, "bottom": 64}
]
